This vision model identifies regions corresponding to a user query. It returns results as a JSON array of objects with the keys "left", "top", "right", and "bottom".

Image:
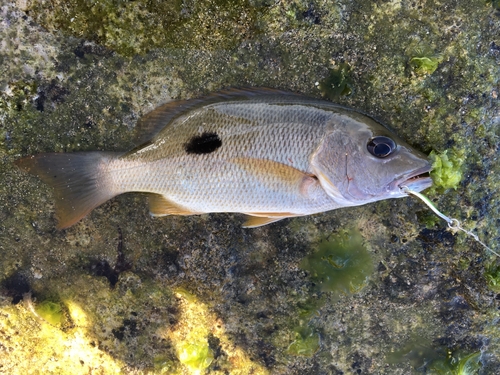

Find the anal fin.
[
  {"left": 242, "top": 213, "right": 297, "bottom": 228},
  {"left": 148, "top": 194, "right": 199, "bottom": 216}
]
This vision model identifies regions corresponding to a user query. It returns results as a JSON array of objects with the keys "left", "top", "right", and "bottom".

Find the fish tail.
[{"left": 15, "top": 152, "right": 122, "bottom": 229}]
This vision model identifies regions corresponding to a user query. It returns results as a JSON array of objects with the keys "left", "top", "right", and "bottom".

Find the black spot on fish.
[{"left": 185, "top": 132, "right": 222, "bottom": 154}]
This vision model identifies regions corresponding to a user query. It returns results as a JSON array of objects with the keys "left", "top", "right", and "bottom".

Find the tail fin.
[{"left": 15, "top": 152, "right": 122, "bottom": 229}]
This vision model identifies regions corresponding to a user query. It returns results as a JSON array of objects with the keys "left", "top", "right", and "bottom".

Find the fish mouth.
[{"left": 394, "top": 165, "right": 433, "bottom": 194}]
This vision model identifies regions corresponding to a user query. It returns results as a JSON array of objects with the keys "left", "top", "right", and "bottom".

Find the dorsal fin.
[{"left": 132, "top": 87, "right": 304, "bottom": 146}]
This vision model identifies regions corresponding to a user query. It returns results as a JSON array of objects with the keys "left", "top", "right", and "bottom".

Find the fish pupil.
[
  {"left": 374, "top": 143, "right": 391, "bottom": 156},
  {"left": 367, "top": 136, "right": 396, "bottom": 158},
  {"left": 184, "top": 132, "right": 222, "bottom": 154}
]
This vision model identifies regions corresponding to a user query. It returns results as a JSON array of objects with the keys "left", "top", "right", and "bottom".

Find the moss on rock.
[
  {"left": 24, "top": 0, "right": 269, "bottom": 56},
  {"left": 299, "top": 228, "right": 374, "bottom": 296}
]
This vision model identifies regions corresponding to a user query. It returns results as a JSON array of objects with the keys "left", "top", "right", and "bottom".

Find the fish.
[{"left": 15, "top": 89, "right": 433, "bottom": 229}]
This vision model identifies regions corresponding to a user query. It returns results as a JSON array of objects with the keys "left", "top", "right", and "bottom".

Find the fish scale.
[
  {"left": 109, "top": 103, "right": 332, "bottom": 214},
  {"left": 15, "top": 90, "right": 432, "bottom": 228}
]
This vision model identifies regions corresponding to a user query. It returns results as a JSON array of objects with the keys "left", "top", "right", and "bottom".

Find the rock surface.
[{"left": 1, "top": 0, "right": 499, "bottom": 374}]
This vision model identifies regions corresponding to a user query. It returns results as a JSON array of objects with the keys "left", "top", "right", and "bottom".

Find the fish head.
[{"left": 311, "top": 111, "right": 432, "bottom": 207}]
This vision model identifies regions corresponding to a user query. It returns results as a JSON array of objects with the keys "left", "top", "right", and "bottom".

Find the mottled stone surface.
[{"left": 1, "top": 0, "right": 499, "bottom": 374}]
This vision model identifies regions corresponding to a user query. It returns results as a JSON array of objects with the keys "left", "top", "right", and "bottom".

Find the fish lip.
[{"left": 394, "top": 165, "right": 433, "bottom": 193}]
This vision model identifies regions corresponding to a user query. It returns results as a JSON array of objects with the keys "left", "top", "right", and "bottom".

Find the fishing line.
[{"left": 399, "top": 185, "right": 499, "bottom": 257}]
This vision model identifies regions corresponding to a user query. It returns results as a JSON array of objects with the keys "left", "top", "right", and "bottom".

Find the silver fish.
[{"left": 15, "top": 90, "right": 432, "bottom": 228}]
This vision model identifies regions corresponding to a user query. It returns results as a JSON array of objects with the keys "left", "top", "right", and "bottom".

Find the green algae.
[
  {"left": 177, "top": 340, "right": 214, "bottom": 371},
  {"left": 3, "top": 273, "right": 181, "bottom": 372},
  {"left": 0, "top": 80, "right": 38, "bottom": 113},
  {"left": 170, "top": 288, "right": 215, "bottom": 371},
  {"left": 286, "top": 326, "right": 320, "bottom": 357},
  {"left": 296, "top": 296, "right": 323, "bottom": 319},
  {"left": 485, "top": 263, "right": 500, "bottom": 293},
  {"left": 153, "top": 354, "right": 177, "bottom": 373},
  {"left": 169, "top": 287, "right": 269, "bottom": 374},
  {"left": 388, "top": 337, "right": 482, "bottom": 374},
  {"left": 319, "top": 63, "right": 353, "bottom": 100},
  {"left": 488, "top": 0, "right": 500, "bottom": 12},
  {"left": 428, "top": 351, "right": 481, "bottom": 375},
  {"left": 429, "top": 149, "right": 466, "bottom": 193},
  {"left": 284, "top": 295, "right": 323, "bottom": 358},
  {"left": 0, "top": 301, "right": 126, "bottom": 374},
  {"left": 34, "top": 300, "right": 64, "bottom": 326},
  {"left": 416, "top": 211, "right": 441, "bottom": 229},
  {"left": 405, "top": 43, "right": 443, "bottom": 76},
  {"left": 300, "top": 228, "right": 373, "bottom": 296},
  {"left": 387, "top": 335, "right": 443, "bottom": 369},
  {"left": 409, "top": 56, "right": 441, "bottom": 75}
]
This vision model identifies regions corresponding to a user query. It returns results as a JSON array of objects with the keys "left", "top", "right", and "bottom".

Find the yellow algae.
[
  {"left": 65, "top": 300, "right": 90, "bottom": 328},
  {"left": 0, "top": 272, "right": 272, "bottom": 374},
  {"left": 177, "top": 341, "right": 214, "bottom": 372},
  {"left": 163, "top": 288, "right": 269, "bottom": 375},
  {"left": 0, "top": 302, "right": 124, "bottom": 375}
]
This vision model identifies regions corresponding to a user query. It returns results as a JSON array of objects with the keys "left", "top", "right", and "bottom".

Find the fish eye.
[{"left": 367, "top": 136, "right": 396, "bottom": 158}]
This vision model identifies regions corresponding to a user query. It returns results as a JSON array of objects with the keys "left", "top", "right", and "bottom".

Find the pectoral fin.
[
  {"left": 230, "top": 157, "right": 318, "bottom": 193},
  {"left": 148, "top": 194, "right": 200, "bottom": 216},
  {"left": 231, "top": 158, "right": 318, "bottom": 228}
]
